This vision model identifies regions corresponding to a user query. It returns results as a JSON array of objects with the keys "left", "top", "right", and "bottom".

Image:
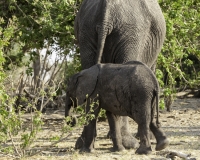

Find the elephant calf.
[{"left": 66, "top": 61, "right": 169, "bottom": 154}]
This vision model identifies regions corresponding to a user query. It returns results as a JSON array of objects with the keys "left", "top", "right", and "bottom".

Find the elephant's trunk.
[
  {"left": 65, "top": 96, "right": 73, "bottom": 117},
  {"left": 65, "top": 95, "right": 77, "bottom": 127}
]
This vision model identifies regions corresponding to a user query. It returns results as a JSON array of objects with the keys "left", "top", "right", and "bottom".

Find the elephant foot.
[
  {"left": 107, "top": 130, "right": 139, "bottom": 149},
  {"left": 122, "top": 132, "right": 139, "bottom": 149},
  {"left": 155, "top": 136, "right": 169, "bottom": 151},
  {"left": 110, "top": 145, "right": 125, "bottom": 152},
  {"left": 75, "top": 136, "right": 96, "bottom": 152},
  {"left": 75, "top": 137, "right": 84, "bottom": 149},
  {"left": 80, "top": 147, "right": 95, "bottom": 153},
  {"left": 135, "top": 146, "right": 152, "bottom": 155}
]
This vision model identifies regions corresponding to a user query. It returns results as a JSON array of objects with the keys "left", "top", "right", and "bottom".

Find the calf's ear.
[{"left": 75, "top": 65, "right": 99, "bottom": 104}]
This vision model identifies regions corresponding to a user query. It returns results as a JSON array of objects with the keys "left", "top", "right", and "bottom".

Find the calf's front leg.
[
  {"left": 75, "top": 118, "right": 97, "bottom": 152},
  {"left": 75, "top": 103, "right": 100, "bottom": 152}
]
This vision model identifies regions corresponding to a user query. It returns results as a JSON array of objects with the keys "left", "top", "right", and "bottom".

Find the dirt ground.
[{"left": 1, "top": 94, "right": 200, "bottom": 160}]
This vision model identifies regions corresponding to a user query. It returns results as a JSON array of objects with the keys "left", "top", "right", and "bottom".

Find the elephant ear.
[{"left": 75, "top": 65, "right": 99, "bottom": 105}]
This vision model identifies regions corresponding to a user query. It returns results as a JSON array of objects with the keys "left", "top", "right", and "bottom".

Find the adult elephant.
[{"left": 66, "top": 0, "right": 166, "bottom": 152}]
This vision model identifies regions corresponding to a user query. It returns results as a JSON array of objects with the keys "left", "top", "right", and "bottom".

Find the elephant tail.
[
  {"left": 96, "top": 25, "right": 107, "bottom": 64},
  {"left": 154, "top": 89, "right": 161, "bottom": 128},
  {"left": 95, "top": 0, "right": 113, "bottom": 64}
]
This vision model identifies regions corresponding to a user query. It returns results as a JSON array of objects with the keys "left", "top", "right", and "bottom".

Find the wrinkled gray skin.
[
  {"left": 66, "top": 61, "right": 169, "bottom": 154},
  {"left": 65, "top": 0, "right": 166, "bottom": 151}
]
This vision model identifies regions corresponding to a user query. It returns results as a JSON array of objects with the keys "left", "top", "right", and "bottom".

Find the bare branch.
[
  {"left": 40, "top": 49, "right": 49, "bottom": 81},
  {"left": 170, "top": 64, "right": 189, "bottom": 84},
  {"left": 51, "top": 55, "right": 67, "bottom": 82},
  {"left": 8, "top": 131, "right": 23, "bottom": 158},
  {"left": 24, "top": 89, "right": 35, "bottom": 99}
]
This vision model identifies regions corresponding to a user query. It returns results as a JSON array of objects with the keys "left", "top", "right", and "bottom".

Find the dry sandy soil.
[{"left": 1, "top": 95, "right": 200, "bottom": 160}]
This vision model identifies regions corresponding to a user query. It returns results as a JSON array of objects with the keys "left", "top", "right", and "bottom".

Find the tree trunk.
[{"left": 33, "top": 50, "right": 41, "bottom": 89}]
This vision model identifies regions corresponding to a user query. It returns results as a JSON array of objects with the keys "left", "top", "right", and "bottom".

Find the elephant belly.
[
  {"left": 100, "top": 97, "right": 131, "bottom": 116},
  {"left": 101, "top": 105, "right": 130, "bottom": 116}
]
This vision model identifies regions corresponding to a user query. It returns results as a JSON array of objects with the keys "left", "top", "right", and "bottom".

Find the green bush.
[{"left": 157, "top": 0, "right": 200, "bottom": 109}]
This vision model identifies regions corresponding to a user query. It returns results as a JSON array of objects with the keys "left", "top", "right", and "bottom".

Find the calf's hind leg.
[
  {"left": 133, "top": 104, "right": 152, "bottom": 154},
  {"left": 135, "top": 119, "right": 152, "bottom": 154}
]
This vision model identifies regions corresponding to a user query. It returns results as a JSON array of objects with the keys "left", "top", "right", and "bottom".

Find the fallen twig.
[
  {"left": 27, "top": 133, "right": 73, "bottom": 157},
  {"left": 166, "top": 151, "right": 196, "bottom": 160}
]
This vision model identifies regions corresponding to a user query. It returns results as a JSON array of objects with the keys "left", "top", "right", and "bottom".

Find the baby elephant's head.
[{"left": 66, "top": 65, "right": 99, "bottom": 107}]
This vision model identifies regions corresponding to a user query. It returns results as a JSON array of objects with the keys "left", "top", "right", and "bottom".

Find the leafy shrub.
[{"left": 157, "top": 0, "right": 200, "bottom": 110}]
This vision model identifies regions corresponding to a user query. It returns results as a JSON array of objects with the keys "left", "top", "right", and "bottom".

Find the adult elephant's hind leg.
[
  {"left": 121, "top": 116, "right": 139, "bottom": 149},
  {"left": 150, "top": 121, "right": 169, "bottom": 151}
]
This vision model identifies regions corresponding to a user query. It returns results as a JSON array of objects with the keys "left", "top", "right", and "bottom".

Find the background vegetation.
[{"left": 0, "top": 0, "right": 199, "bottom": 158}]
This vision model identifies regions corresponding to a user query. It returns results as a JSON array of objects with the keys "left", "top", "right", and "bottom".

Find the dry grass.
[{"left": 1, "top": 97, "right": 200, "bottom": 160}]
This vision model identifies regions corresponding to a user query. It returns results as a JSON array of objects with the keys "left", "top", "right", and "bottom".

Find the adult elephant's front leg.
[
  {"left": 75, "top": 118, "right": 97, "bottom": 152},
  {"left": 106, "top": 111, "right": 125, "bottom": 152}
]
